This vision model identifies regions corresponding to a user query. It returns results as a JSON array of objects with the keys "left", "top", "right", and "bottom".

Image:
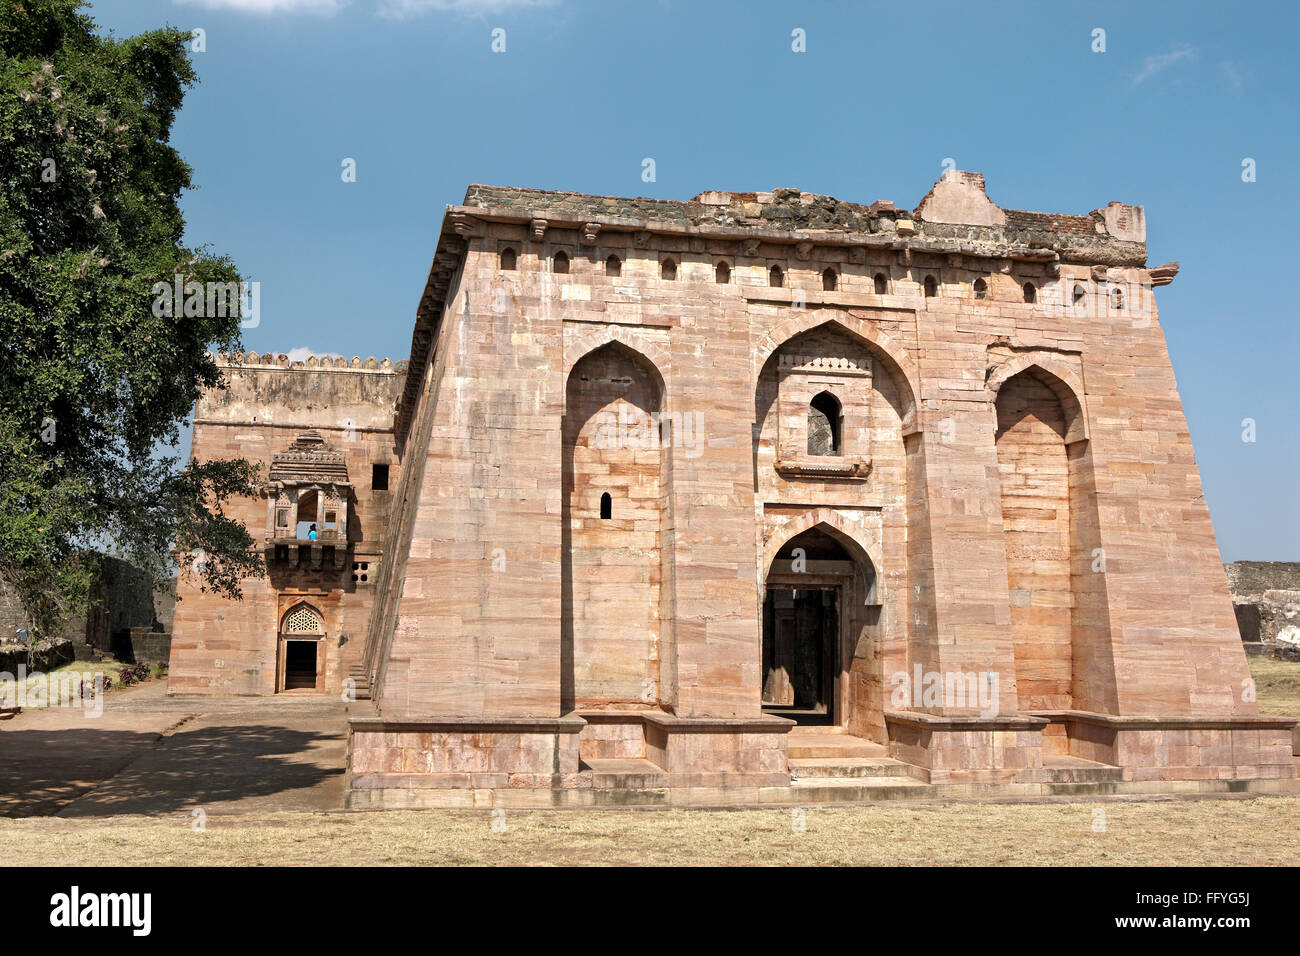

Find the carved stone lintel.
[
  {"left": 742, "top": 239, "right": 761, "bottom": 257},
  {"left": 634, "top": 230, "right": 652, "bottom": 248},
  {"left": 530, "top": 218, "right": 548, "bottom": 242},
  {"left": 581, "top": 222, "right": 601, "bottom": 245},
  {"left": 795, "top": 241, "right": 813, "bottom": 261}
]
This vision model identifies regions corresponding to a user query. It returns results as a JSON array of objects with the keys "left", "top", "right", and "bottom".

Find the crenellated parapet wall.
[{"left": 209, "top": 350, "right": 408, "bottom": 374}]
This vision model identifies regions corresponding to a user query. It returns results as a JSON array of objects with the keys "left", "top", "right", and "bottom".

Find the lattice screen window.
[{"left": 283, "top": 606, "right": 322, "bottom": 633}]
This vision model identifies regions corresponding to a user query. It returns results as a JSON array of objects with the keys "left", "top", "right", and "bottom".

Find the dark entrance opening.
[
  {"left": 284, "top": 640, "right": 317, "bottom": 690},
  {"left": 762, "top": 587, "right": 837, "bottom": 722}
]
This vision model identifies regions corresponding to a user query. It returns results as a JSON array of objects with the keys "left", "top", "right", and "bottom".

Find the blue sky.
[{"left": 88, "top": 0, "right": 1297, "bottom": 560}]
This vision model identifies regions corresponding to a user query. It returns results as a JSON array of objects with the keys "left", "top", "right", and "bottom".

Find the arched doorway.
[
  {"left": 762, "top": 525, "right": 877, "bottom": 726},
  {"left": 278, "top": 603, "right": 324, "bottom": 693}
]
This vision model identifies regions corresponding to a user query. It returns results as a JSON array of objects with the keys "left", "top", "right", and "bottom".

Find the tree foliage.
[{"left": 0, "top": 0, "right": 263, "bottom": 637}]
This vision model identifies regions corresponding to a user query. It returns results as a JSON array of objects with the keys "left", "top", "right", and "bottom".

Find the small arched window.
[
  {"left": 822, "top": 267, "right": 838, "bottom": 291},
  {"left": 553, "top": 251, "right": 570, "bottom": 274},
  {"left": 874, "top": 273, "right": 888, "bottom": 295},
  {"left": 661, "top": 257, "right": 677, "bottom": 280},
  {"left": 1023, "top": 282, "right": 1036, "bottom": 303},
  {"left": 808, "top": 391, "right": 842, "bottom": 456},
  {"left": 715, "top": 261, "right": 730, "bottom": 284},
  {"left": 924, "top": 275, "right": 937, "bottom": 297},
  {"left": 769, "top": 264, "right": 784, "bottom": 288},
  {"left": 973, "top": 278, "right": 988, "bottom": 300},
  {"left": 1111, "top": 286, "right": 1124, "bottom": 311},
  {"left": 600, "top": 492, "right": 612, "bottom": 519},
  {"left": 1072, "top": 284, "right": 1087, "bottom": 306},
  {"left": 500, "top": 247, "right": 517, "bottom": 271},
  {"left": 606, "top": 254, "right": 621, "bottom": 277}
]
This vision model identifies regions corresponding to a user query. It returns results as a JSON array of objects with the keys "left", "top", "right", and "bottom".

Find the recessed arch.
[
  {"left": 280, "top": 601, "right": 324, "bottom": 635},
  {"left": 987, "top": 356, "right": 1088, "bottom": 444},
  {"left": 760, "top": 510, "right": 883, "bottom": 603},
  {"left": 755, "top": 314, "right": 920, "bottom": 434},
  {"left": 563, "top": 328, "right": 669, "bottom": 400}
]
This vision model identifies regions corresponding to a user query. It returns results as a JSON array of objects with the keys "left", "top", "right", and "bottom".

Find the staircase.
[
  {"left": 347, "top": 665, "right": 372, "bottom": 701},
  {"left": 787, "top": 726, "right": 928, "bottom": 793}
]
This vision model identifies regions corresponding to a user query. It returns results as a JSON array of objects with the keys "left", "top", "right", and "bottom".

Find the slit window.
[
  {"left": 874, "top": 273, "right": 888, "bottom": 295},
  {"left": 1073, "top": 284, "right": 1087, "bottom": 305},
  {"left": 1112, "top": 287, "right": 1124, "bottom": 311},
  {"left": 661, "top": 257, "right": 677, "bottom": 280},
  {"left": 715, "top": 261, "right": 730, "bottom": 284},
  {"left": 822, "top": 267, "right": 838, "bottom": 291},
  {"left": 372, "top": 464, "right": 389, "bottom": 490},
  {"left": 600, "top": 492, "right": 612, "bottom": 519},
  {"left": 606, "top": 254, "right": 621, "bottom": 277},
  {"left": 1023, "top": 282, "right": 1036, "bottom": 303},
  {"left": 769, "top": 264, "right": 784, "bottom": 287},
  {"left": 973, "top": 278, "right": 988, "bottom": 299},
  {"left": 500, "top": 247, "right": 516, "bottom": 270},
  {"left": 553, "top": 251, "right": 570, "bottom": 274},
  {"left": 924, "top": 275, "right": 937, "bottom": 297}
]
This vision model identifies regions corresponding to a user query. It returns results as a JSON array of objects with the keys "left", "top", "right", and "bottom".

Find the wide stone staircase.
[{"left": 786, "top": 725, "right": 928, "bottom": 798}]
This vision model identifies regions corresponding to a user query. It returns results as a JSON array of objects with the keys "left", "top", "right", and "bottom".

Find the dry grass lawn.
[
  {"left": 1250, "top": 654, "right": 1300, "bottom": 717},
  {"left": 3, "top": 796, "right": 1297, "bottom": 866}
]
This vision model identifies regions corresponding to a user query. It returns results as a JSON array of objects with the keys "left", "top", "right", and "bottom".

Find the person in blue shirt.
[{"left": 308, "top": 524, "right": 317, "bottom": 541}]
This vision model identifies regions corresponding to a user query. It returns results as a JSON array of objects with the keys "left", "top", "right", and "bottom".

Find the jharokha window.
[{"left": 807, "top": 391, "right": 842, "bottom": 456}]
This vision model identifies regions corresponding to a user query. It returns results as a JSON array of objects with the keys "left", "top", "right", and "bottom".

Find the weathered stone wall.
[
  {"left": 996, "top": 371, "right": 1072, "bottom": 711},
  {"left": 169, "top": 356, "right": 404, "bottom": 695},
  {"left": 1225, "top": 562, "right": 1300, "bottom": 646},
  {"left": 370, "top": 169, "right": 1262, "bottom": 753}
]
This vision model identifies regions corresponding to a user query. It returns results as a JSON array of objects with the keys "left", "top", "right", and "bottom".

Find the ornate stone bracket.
[{"left": 774, "top": 457, "right": 872, "bottom": 480}]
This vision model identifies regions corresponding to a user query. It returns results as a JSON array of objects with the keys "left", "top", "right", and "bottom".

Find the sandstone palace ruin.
[{"left": 169, "top": 170, "right": 1297, "bottom": 806}]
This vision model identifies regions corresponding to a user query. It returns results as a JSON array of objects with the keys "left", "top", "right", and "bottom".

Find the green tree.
[{"left": 0, "top": 0, "right": 263, "bottom": 638}]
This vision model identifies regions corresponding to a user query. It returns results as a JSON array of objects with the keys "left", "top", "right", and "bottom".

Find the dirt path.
[{"left": 0, "top": 680, "right": 349, "bottom": 818}]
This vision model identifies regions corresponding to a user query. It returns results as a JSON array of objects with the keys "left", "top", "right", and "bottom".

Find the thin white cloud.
[
  {"left": 286, "top": 347, "right": 345, "bottom": 363},
  {"left": 173, "top": 0, "right": 346, "bottom": 15},
  {"left": 379, "top": 0, "right": 557, "bottom": 19},
  {"left": 1132, "top": 45, "right": 1198, "bottom": 86}
]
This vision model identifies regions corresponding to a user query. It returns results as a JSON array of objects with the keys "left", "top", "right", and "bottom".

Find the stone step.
[
  {"left": 789, "top": 756, "right": 923, "bottom": 780},
  {"left": 790, "top": 776, "right": 929, "bottom": 801},
  {"left": 582, "top": 758, "right": 668, "bottom": 790},
  {"left": 1041, "top": 755, "right": 1124, "bottom": 784},
  {"left": 787, "top": 734, "right": 887, "bottom": 760},
  {"left": 788, "top": 724, "right": 847, "bottom": 736}
]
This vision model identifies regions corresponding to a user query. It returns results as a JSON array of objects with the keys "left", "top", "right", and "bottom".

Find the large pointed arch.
[
  {"left": 761, "top": 509, "right": 883, "bottom": 603},
  {"left": 987, "top": 356, "right": 1088, "bottom": 443},
  {"left": 756, "top": 313, "right": 920, "bottom": 433},
  {"left": 563, "top": 326, "right": 669, "bottom": 399}
]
